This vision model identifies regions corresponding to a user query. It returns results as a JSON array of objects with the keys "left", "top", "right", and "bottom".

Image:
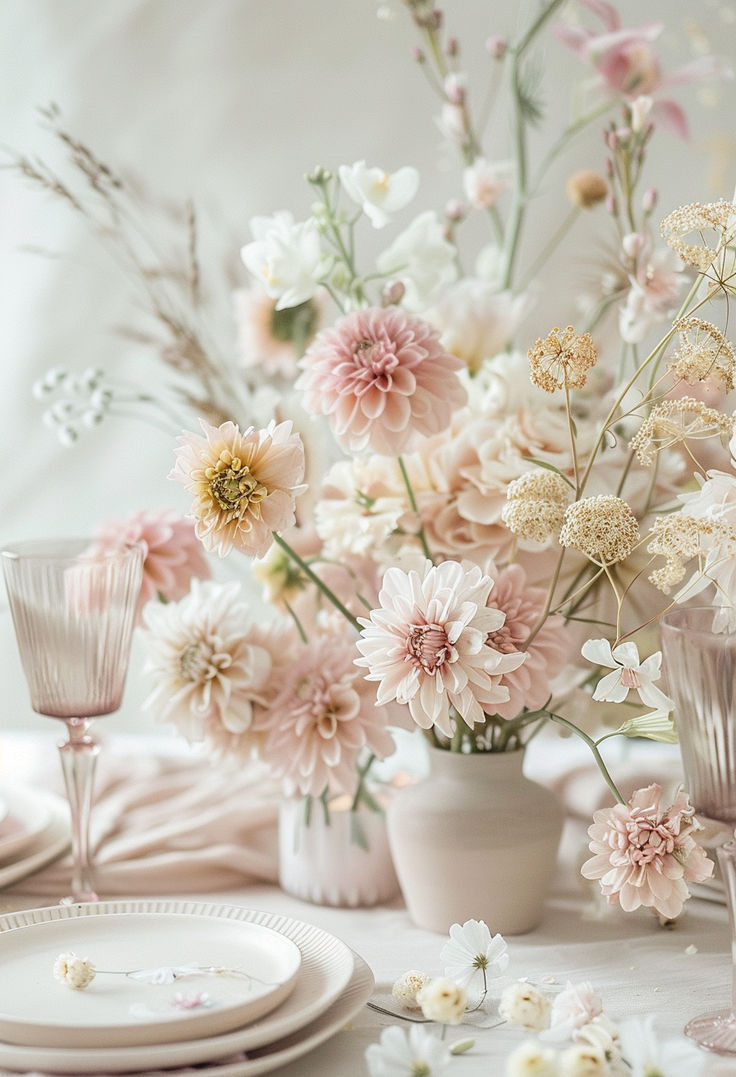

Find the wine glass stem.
[{"left": 58, "top": 718, "right": 100, "bottom": 903}]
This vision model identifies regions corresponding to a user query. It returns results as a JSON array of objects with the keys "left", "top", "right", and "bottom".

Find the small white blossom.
[
  {"left": 417, "top": 977, "right": 467, "bottom": 1025},
  {"left": 365, "top": 1024, "right": 452, "bottom": 1077},
  {"left": 506, "top": 1041, "right": 560, "bottom": 1077},
  {"left": 558, "top": 1043, "right": 608, "bottom": 1077},
  {"left": 377, "top": 211, "right": 457, "bottom": 310},
  {"left": 499, "top": 981, "right": 552, "bottom": 1030},
  {"left": 240, "top": 211, "right": 329, "bottom": 310},
  {"left": 338, "top": 161, "right": 419, "bottom": 228},
  {"left": 618, "top": 1015, "right": 705, "bottom": 1076},
  {"left": 463, "top": 156, "right": 512, "bottom": 210},
  {"left": 441, "top": 919, "right": 509, "bottom": 999},
  {"left": 543, "top": 982, "right": 603, "bottom": 1043},
  {"left": 53, "top": 952, "right": 96, "bottom": 990},
  {"left": 581, "top": 639, "right": 674, "bottom": 711},
  {"left": 392, "top": 970, "right": 432, "bottom": 1010}
]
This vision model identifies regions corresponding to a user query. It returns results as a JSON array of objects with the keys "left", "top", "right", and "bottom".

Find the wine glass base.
[{"left": 685, "top": 1010, "right": 736, "bottom": 1054}]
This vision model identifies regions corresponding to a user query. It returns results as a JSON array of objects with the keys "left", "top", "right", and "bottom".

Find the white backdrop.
[{"left": 1, "top": 0, "right": 735, "bottom": 733}]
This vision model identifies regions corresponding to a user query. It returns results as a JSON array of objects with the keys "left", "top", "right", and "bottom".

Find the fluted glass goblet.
[{"left": 1, "top": 538, "right": 143, "bottom": 902}]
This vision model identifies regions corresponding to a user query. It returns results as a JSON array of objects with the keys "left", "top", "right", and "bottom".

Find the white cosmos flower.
[
  {"left": 618, "top": 1015, "right": 705, "bottom": 1076},
  {"left": 377, "top": 211, "right": 458, "bottom": 311},
  {"left": 440, "top": 919, "right": 509, "bottom": 999},
  {"left": 338, "top": 161, "right": 419, "bottom": 228},
  {"left": 240, "top": 211, "right": 329, "bottom": 310},
  {"left": 580, "top": 639, "right": 674, "bottom": 711},
  {"left": 365, "top": 1025, "right": 451, "bottom": 1077}
]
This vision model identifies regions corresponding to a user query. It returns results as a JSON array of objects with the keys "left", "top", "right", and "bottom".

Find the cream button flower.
[
  {"left": 417, "top": 977, "right": 467, "bottom": 1025},
  {"left": 581, "top": 639, "right": 674, "bottom": 711},
  {"left": 53, "top": 952, "right": 96, "bottom": 990},
  {"left": 338, "top": 161, "right": 419, "bottom": 228}
]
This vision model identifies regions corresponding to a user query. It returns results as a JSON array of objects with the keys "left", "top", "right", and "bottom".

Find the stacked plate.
[
  {"left": 0, "top": 899, "right": 374, "bottom": 1075},
  {"left": 0, "top": 782, "right": 70, "bottom": 888}
]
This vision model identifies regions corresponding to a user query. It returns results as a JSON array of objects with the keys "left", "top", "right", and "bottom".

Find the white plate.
[
  {"left": 0, "top": 795, "right": 69, "bottom": 890},
  {"left": 0, "top": 904, "right": 302, "bottom": 1049},
  {"left": 0, "top": 782, "right": 52, "bottom": 863},
  {"left": 0, "top": 903, "right": 355, "bottom": 1070}
]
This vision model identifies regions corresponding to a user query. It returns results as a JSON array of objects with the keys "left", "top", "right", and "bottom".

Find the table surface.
[{"left": 0, "top": 735, "right": 734, "bottom": 1076}]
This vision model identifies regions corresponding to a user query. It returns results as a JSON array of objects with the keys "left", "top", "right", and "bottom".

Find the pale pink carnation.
[
  {"left": 264, "top": 632, "right": 396, "bottom": 798},
  {"left": 296, "top": 306, "right": 466, "bottom": 456},
  {"left": 482, "top": 563, "right": 573, "bottom": 718},
  {"left": 170, "top": 418, "right": 305, "bottom": 558},
  {"left": 355, "top": 560, "right": 526, "bottom": 737},
  {"left": 93, "top": 509, "right": 210, "bottom": 622},
  {"left": 544, "top": 982, "right": 603, "bottom": 1043},
  {"left": 581, "top": 783, "right": 714, "bottom": 919}
]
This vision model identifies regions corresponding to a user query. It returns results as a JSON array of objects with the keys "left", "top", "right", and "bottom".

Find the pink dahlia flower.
[
  {"left": 581, "top": 784, "right": 713, "bottom": 919},
  {"left": 296, "top": 306, "right": 466, "bottom": 456},
  {"left": 482, "top": 563, "right": 572, "bottom": 719},
  {"left": 264, "top": 632, "right": 396, "bottom": 798},
  {"left": 355, "top": 560, "right": 526, "bottom": 738},
  {"left": 170, "top": 418, "right": 305, "bottom": 559},
  {"left": 93, "top": 509, "right": 210, "bottom": 622}
]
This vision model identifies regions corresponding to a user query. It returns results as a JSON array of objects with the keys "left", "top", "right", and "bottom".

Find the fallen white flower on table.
[
  {"left": 559, "top": 1041, "right": 609, "bottom": 1076},
  {"left": 441, "top": 918, "right": 509, "bottom": 1001},
  {"left": 505, "top": 1040, "right": 559, "bottom": 1077},
  {"left": 618, "top": 1014, "right": 705, "bottom": 1076},
  {"left": 543, "top": 981, "right": 603, "bottom": 1042},
  {"left": 365, "top": 1024, "right": 452, "bottom": 1077},
  {"left": 53, "top": 952, "right": 96, "bottom": 990},
  {"left": 499, "top": 980, "right": 552, "bottom": 1030},
  {"left": 392, "top": 970, "right": 432, "bottom": 1010},
  {"left": 417, "top": 977, "right": 467, "bottom": 1025}
]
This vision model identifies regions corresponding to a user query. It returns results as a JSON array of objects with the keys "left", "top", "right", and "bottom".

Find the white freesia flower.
[
  {"left": 506, "top": 1041, "right": 559, "bottom": 1077},
  {"left": 417, "top": 977, "right": 467, "bottom": 1024},
  {"left": 338, "top": 161, "right": 419, "bottom": 228},
  {"left": 463, "top": 156, "right": 512, "bottom": 210},
  {"left": 618, "top": 1015, "right": 705, "bottom": 1076},
  {"left": 441, "top": 918, "right": 509, "bottom": 999},
  {"left": 240, "top": 211, "right": 329, "bottom": 310},
  {"left": 581, "top": 639, "right": 674, "bottom": 711},
  {"left": 377, "top": 211, "right": 458, "bottom": 310},
  {"left": 365, "top": 1024, "right": 452, "bottom": 1077},
  {"left": 498, "top": 981, "right": 551, "bottom": 1030}
]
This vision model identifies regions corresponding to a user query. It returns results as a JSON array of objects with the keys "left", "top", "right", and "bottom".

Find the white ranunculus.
[
  {"left": 377, "top": 211, "right": 457, "bottom": 310},
  {"left": 338, "top": 161, "right": 419, "bottom": 228},
  {"left": 240, "top": 211, "right": 329, "bottom": 310}
]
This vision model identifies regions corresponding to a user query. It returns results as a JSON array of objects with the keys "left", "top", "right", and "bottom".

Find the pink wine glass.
[{"left": 1, "top": 537, "right": 143, "bottom": 902}]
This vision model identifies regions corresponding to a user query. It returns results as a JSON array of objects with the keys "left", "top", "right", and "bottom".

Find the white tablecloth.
[{"left": 0, "top": 736, "right": 733, "bottom": 1076}]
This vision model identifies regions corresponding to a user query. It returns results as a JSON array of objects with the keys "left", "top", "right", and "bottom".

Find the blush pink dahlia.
[
  {"left": 170, "top": 418, "right": 305, "bottom": 558},
  {"left": 264, "top": 632, "right": 396, "bottom": 797},
  {"left": 296, "top": 306, "right": 466, "bottom": 456},
  {"left": 581, "top": 783, "right": 713, "bottom": 919},
  {"left": 355, "top": 560, "right": 526, "bottom": 737},
  {"left": 482, "top": 563, "right": 572, "bottom": 719},
  {"left": 93, "top": 509, "right": 210, "bottom": 622}
]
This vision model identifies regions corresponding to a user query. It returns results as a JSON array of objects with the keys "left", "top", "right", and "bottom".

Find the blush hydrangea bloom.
[
  {"left": 297, "top": 307, "right": 466, "bottom": 456},
  {"left": 93, "top": 509, "right": 210, "bottom": 622},
  {"left": 355, "top": 560, "right": 526, "bottom": 737},
  {"left": 581, "top": 783, "right": 714, "bottom": 919},
  {"left": 170, "top": 418, "right": 305, "bottom": 558}
]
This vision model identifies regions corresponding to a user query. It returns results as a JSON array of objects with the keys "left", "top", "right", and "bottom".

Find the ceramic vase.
[
  {"left": 386, "top": 747, "right": 563, "bottom": 934},
  {"left": 278, "top": 798, "right": 400, "bottom": 908}
]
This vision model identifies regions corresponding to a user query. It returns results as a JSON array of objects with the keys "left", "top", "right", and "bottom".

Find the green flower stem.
[
  {"left": 545, "top": 711, "right": 624, "bottom": 804},
  {"left": 519, "top": 206, "right": 580, "bottom": 290},
  {"left": 283, "top": 600, "right": 308, "bottom": 644},
  {"left": 398, "top": 455, "right": 433, "bottom": 561},
  {"left": 272, "top": 533, "right": 361, "bottom": 633},
  {"left": 351, "top": 752, "right": 378, "bottom": 813}
]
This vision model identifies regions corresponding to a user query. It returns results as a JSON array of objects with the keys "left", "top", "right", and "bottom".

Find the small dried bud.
[
  {"left": 306, "top": 166, "right": 332, "bottom": 185},
  {"left": 565, "top": 170, "right": 608, "bottom": 209},
  {"left": 444, "top": 198, "right": 464, "bottom": 221},
  {"left": 411, "top": 45, "right": 426, "bottom": 63},
  {"left": 446, "top": 35, "right": 459, "bottom": 56},
  {"left": 54, "top": 952, "right": 96, "bottom": 990},
  {"left": 642, "top": 186, "right": 658, "bottom": 214},
  {"left": 381, "top": 278, "right": 406, "bottom": 306},
  {"left": 485, "top": 34, "right": 508, "bottom": 59}
]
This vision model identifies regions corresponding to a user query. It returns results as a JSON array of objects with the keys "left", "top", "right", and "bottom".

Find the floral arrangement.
[
  {"left": 12, "top": 0, "right": 736, "bottom": 918},
  {"left": 363, "top": 917, "right": 706, "bottom": 1076}
]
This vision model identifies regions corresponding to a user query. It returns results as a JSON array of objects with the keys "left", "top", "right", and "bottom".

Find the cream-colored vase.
[
  {"left": 386, "top": 747, "right": 563, "bottom": 934},
  {"left": 278, "top": 799, "right": 400, "bottom": 908}
]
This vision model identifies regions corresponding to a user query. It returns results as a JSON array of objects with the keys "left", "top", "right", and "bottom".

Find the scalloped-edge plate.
[
  {"left": 0, "top": 903, "right": 356, "bottom": 1071},
  {"left": 0, "top": 902, "right": 302, "bottom": 1049}
]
